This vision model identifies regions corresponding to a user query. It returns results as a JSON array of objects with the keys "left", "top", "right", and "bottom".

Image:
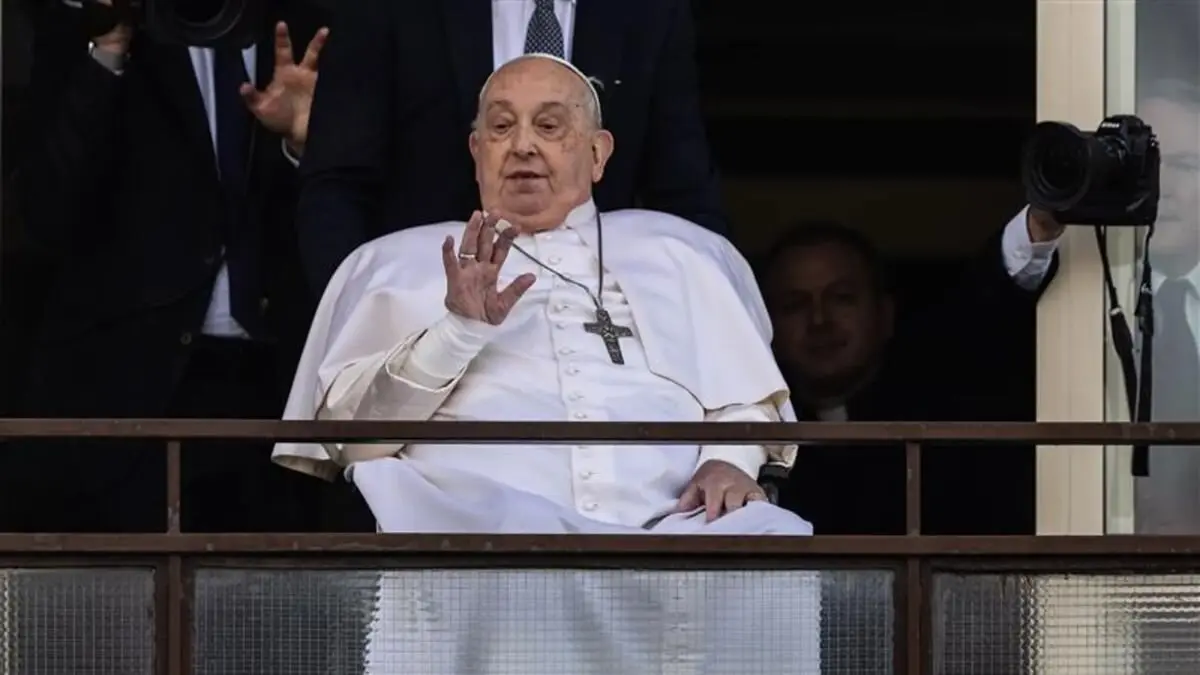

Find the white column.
[
  {"left": 1033, "top": 1, "right": 1139, "bottom": 674},
  {"left": 1035, "top": 0, "right": 1106, "bottom": 537}
]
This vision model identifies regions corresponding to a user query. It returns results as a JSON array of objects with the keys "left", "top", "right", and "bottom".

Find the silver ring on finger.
[{"left": 458, "top": 253, "right": 477, "bottom": 262}]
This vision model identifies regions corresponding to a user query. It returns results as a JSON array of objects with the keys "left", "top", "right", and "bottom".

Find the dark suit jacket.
[
  {"left": 296, "top": 0, "right": 727, "bottom": 292},
  {"left": 780, "top": 231, "right": 1059, "bottom": 536},
  {"left": 3, "top": 1, "right": 329, "bottom": 528}
]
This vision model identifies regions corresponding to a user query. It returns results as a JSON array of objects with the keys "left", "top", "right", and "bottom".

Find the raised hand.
[
  {"left": 442, "top": 211, "right": 536, "bottom": 324},
  {"left": 239, "top": 22, "right": 329, "bottom": 148}
]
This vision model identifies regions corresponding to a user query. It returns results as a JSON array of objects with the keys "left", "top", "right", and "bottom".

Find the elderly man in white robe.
[{"left": 275, "top": 54, "right": 820, "bottom": 675}]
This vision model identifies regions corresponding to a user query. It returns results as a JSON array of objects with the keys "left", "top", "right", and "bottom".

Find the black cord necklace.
[{"left": 509, "top": 212, "right": 634, "bottom": 364}]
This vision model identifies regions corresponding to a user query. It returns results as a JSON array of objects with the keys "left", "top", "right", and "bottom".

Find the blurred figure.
[
  {"left": 1136, "top": 80, "right": 1200, "bottom": 533},
  {"left": 2, "top": 0, "right": 331, "bottom": 533},
  {"left": 764, "top": 212, "right": 1062, "bottom": 534},
  {"left": 291, "top": 0, "right": 727, "bottom": 296}
]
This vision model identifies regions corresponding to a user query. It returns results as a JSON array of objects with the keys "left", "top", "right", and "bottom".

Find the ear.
[
  {"left": 468, "top": 130, "right": 482, "bottom": 183},
  {"left": 590, "top": 129, "right": 614, "bottom": 183}
]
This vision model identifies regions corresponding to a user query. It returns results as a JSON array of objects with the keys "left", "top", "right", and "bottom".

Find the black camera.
[
  {"left": 1021, "top": 115, "right": 1161, "bottom": 227},
  {"left": 70, "top": 0, "right": 264, "bottom": 48}
]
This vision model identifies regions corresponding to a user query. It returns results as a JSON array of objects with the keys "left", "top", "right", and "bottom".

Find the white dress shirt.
[
  {"left": 91, "top": 44, "right": 258, "bottom": 338},
  {"left": 1152, "top": 266, "right": 1200, "bottom": 341},
  {"left": 1001, "top": 205, "right": 1060, "bottom": 291},
  {"left": 386, "top": 202, "right": 777, "bottom": 528},
  {"left": 491, "top": 0, "right": 577, "bottom": 66}
]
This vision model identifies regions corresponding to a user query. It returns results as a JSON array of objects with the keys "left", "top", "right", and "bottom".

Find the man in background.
[
  {"left": 292, "top": 0, "right": 727, "bottom": 295},
  {"left": 2, "top": 0, "right": 330, "bottom": 534},
  {"left": 764, "top": 211, "right": 1062, "bottom": 535}
]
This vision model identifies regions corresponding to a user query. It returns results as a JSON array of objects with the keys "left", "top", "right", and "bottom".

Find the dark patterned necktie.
[
  {"left": 1153, "top": 278, "right": 1200, "bottom": 421},
  {"left": 524, "top": 0, "right": 564, "bottom": 57},
  {"left": 212, "top": 48, "right": 266, "bottom": 337},
  {"left": 213, "top": 49, "right": 251, "bottom": 194}
]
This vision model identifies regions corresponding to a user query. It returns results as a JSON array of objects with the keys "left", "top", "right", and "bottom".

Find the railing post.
[
  {"left": 904, "top": 441, "right": 925, "bottom": 674},
  {"left": 165, "top": 439, "right": 187, "bottom": 675}
]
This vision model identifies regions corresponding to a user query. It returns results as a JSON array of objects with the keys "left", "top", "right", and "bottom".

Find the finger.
[
  {"left": 441, "top": 236, "right": 460, "bottom": 280},
  {"left": 746, "top": 490, "right": 768, "bottom": 503},
  {"left": 704, "top": 487, "right": 724, "bottom": 522},
  {"left": 301, "top": 27, "right": 330, "bottom": 71},
  {"left": 496, "top": 273, "right": 536, "bottom": 310},
  {"left": 724, "top": 488, "right": 747, "bottom": 515},
  {"left": 274, "top": 22, "right": 294, "bottom": 67},
  {"left": 491, "top": 225, "right": 519, "bottom": 268},
  {"left": 239, "top": 83, "right": 265, "bottom": 110},
  {"left": 477, "top": 215, "right": 497, "bottom": 264},
  {"left": 460, "top": 211, "right": 483, "bottom": 256},
  {"left": 675, "top": 484, "right": 701, "bottom": 513}
]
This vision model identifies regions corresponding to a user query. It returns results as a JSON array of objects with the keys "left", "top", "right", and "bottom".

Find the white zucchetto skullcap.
[{"left": 478, "top": 52, "right": 603, "bottom": 126}]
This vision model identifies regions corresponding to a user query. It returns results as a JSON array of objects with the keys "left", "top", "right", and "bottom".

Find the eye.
[
  {"left": 491, "top": 120, "right": 512, "bottom": 132},
  {"left": 537, "top": 120, "right": 559, "bottom": 131}
]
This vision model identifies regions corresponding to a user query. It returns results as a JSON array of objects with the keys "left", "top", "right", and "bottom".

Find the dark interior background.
[{"left": 0, "top": 0, "right": 1039, "bottom": 530}]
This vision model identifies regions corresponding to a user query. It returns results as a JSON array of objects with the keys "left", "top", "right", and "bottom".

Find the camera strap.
[{"left": 1094, "top": 225, "right": 1156, "bottom": 476}]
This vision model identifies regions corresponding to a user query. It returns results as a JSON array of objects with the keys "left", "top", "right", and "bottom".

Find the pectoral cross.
[{"left": 584, "top": 308, "right": 634, "bottom": 365}]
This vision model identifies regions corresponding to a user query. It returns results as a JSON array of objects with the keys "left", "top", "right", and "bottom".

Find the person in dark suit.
[
  {"left": 291, "top": 0, "right": 727, "bottom": 294},
  {"left": 2, "top": 0, "right": 332, "bottom": 533},
  {"left": 763, "top": 210, "right": 1063, "bottom": 535}
]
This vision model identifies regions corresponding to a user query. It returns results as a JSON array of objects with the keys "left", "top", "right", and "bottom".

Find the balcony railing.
[{"left": 2, "top": 419, "right": 1200, "bottom": 674}]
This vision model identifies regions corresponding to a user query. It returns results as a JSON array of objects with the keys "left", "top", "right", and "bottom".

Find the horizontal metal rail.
[
  {"left": 0, "top": 533, "right": 1199, "bottom": 557},
  {"left": 3, "top": 418, "right": 1200, "bottom": 443}
]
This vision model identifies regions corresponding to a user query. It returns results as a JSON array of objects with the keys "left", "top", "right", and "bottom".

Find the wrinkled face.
[
  {"left": 470, "top": 58, "right": 613, "bottom": 232},
  {"left": 1141, "top": 96, "right": 1200, "bottom": 274},
  {"left": 764, "top": 242, "right": 894, "bottom": 403}
]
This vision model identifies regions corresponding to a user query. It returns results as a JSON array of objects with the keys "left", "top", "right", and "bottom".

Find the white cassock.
[{"left": 275, "top": 201, "right": 820, "bottom": 675}]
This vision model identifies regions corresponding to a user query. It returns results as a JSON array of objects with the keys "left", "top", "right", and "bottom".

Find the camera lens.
[
  {"left": 1026, "top": 123, "right": 1089, "bottom": 205},
  {"left": 1039, "top": 143, "right": 1086, "bottom": 193}
]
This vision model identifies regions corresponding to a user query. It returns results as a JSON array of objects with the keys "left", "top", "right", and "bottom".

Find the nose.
[
  {"left": 510, "top": 123, "right": 538, "bottom": 157},
  {"left": 808, "top": 300, "right": 830, "bottom": 327}
]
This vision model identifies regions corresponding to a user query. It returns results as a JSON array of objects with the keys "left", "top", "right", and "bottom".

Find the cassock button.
[
  {"left": 573, "top": 412, "right": 588, "bottom": 420},
  {"left": 555, "top": 322, "right": 567, "bottom": 329},
  {"left": 179, "top": 332, "right": 193, "bottom": 345},
  {"left": 548, "top": 256, "right": 562, "bottom": 265},
  {"left": 583, "top": 502, "right": 598, "bottom": 511},
  {"left": 558, "top": 347, "right": 574, "bottom": 355},
  {"left": 579, "top": 469, "right": 594, "bottom": 479},
  {"left": 565, "top": 366, "right": 579, "bottom": 375}
]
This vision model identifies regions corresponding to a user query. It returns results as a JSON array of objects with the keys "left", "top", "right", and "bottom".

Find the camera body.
[
  {"left": 1021, "top": 115, "right": 1161, "bottom": 227},
  {"left": 71, "top": 0, "right": 263, "bottom": 48}
]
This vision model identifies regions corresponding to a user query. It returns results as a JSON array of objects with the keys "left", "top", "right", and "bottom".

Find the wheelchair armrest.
[{"left": 756, "top": 462, "right": 790, "bottom": 505}]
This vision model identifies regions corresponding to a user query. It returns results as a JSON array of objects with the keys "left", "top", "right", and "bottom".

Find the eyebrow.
[{"left": 484, "top": 100, "right": 574, "bottom": 115}]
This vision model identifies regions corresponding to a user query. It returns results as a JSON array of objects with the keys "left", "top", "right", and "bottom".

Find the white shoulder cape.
[{"left": 274, "top": 209, "right": 795, "bottom": 476}]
